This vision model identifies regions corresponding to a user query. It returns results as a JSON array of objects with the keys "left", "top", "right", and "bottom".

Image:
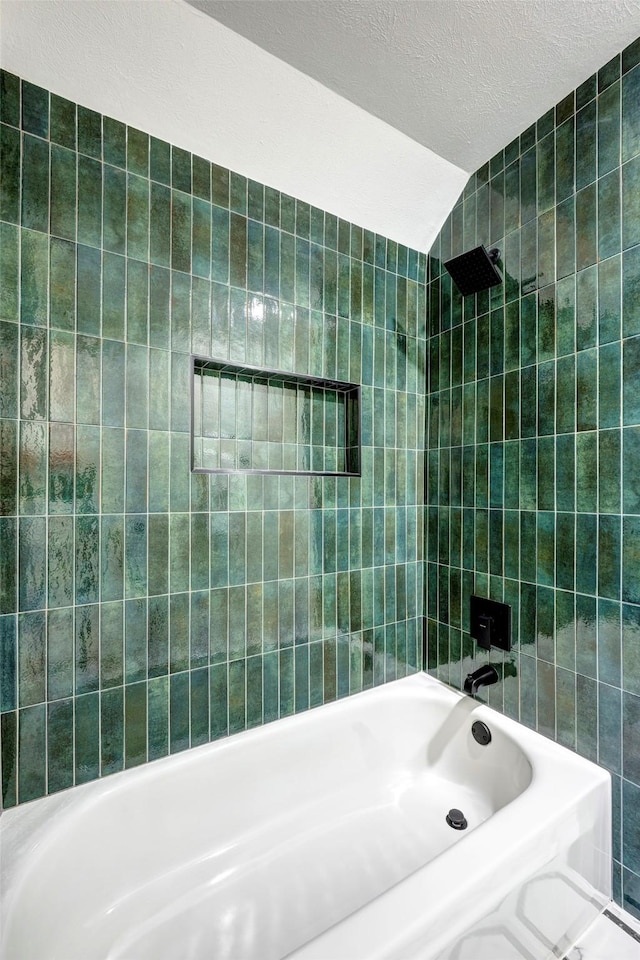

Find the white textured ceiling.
[{"left": 186, "top": 0, "right": 640, "bottom": 171}]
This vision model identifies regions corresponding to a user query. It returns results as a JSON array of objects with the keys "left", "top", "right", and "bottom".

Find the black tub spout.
[{"left": 464, "top": 664, "right": 499, "bottom": 696}]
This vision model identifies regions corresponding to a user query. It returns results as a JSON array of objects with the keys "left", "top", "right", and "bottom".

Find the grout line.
[{"left": 604, "top": 908, "right": 640, "bottom": 943}]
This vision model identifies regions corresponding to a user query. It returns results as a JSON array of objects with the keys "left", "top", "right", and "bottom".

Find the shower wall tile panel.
[
  {"left": 425, "top": 35, "right": 640, "bottom": 918},
  {"left": 0, "top": 70, "right": 426, "bottom": 807}
]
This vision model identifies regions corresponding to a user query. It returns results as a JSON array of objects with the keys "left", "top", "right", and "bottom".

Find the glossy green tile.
[
  {"left": 0, "top": 123, "right": 20, "bottom": 224},
  {"left": 51, "top": 95, "right": 76, "bottom": 151},
  {"left": 1, "top": 711, "right": 17, "bottom": 807},
  {"left": 623, "top": 336, "right": 640, "bottom": 425},
  {"left": 21, "top": 134, "right": 49, "bottom": 233},
  {"left": 75, "top": 514, "right": 99, "bottom": 605},
  {"left": 576, "top": 513, "right": 597, "bottom": 595},
  {"left": 103, "top": 165, "right": 127, "bottom": 255},
  {"left": 101, "top": 686, "right": 124, "bottom": 775},
  {"left": 75, "top": 691, "right": 99, "bottom": 784},
  {"left": 0, "top": 70, "right": 20, "bottom": 127},
  {"left": 20, "top": 230, "right": 49, "bottom": 327},
  {"left": 103, "top": 116, "right": 126, "bottom": 168},
  {"left": 127, "top": 174, "right": 149, "bottom": 262},
  {"left": 77, "top": 105, "right": 102, "bottom": 160},
  {"left": 47, "top": 516, "right": 74, "bottom": 608},
  {"left": 599, "top": 81, "right": 621, "bottom": 176},
  {"left": 48, "top": 422, "right": 74, "bottom": 513},
  {"left": 77, "top": 244, "right": 101, "bottom": 337},
  {"left": 18, "top": 516, "right": 45, "bottom": 611},
  {"left": 75, "top": 603, "right": 99, "bottom": 695},
  {"left": 599, "top": 172, "right": 622, "bottom": 262},
  {"left": 576, "top": 182, "right": 598, "bottom": 270},
  {"left": 18, "top": 703, "right": 46, "bottom": 802},
  {"left": 599, "top": 429, "right": 621, "bottom": 514},
  {"left": 17, "top": 610, "right": 45, "bottom": 707},
  {"left": 47, "top": 697, "right": 74, "bottom": 793},
  {"left": 623, "top": 155, "right": 640, "bottom": 250},
  {"left": 21, "top": 82, "right": 48, "bottom": 138},
  {"left": 127, "top": 127, "right": 148, "bottom": 178},
  {"left": 125, "top": 681, "right": 147, "bottom": 768},
  {"left": 623, "top": 516, "right": 640, "bottom": 603},
  {"left": 77, "top": 155, "right": 102, "bottom": 248}
]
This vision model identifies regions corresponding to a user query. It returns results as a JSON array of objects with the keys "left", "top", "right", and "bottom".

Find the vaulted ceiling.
[{"left": 188, "top": 0, "right": 640, "bottom": 171}]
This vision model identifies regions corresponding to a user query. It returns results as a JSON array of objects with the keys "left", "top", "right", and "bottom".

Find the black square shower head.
[{"left": 444, "top": 245, "right": 503, "bottom": 297}]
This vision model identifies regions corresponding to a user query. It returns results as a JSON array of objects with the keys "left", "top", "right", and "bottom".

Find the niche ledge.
[{"left": 191, "top": 356, "right": 361, "bottom": 476}]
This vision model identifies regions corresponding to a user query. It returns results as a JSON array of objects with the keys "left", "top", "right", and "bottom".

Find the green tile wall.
[
  {"left": 426, "top": 36, "right": 640, "bottom": 918},
  {"left": 0, "top": 70, "right": 426, "bottom": 808}
]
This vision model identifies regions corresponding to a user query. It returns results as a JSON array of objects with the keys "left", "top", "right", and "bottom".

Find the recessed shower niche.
[{"left": 191, "top": 357, "right": 361, "bottom": 476}]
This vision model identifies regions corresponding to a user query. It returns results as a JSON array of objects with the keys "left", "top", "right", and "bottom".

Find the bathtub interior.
[{"left": 0, "top": 675, "right": 608, "bottom": 960}]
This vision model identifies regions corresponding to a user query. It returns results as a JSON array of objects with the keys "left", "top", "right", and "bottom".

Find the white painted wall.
[{"left": 0, "top": 0, "right": 468, "bottom": 252}]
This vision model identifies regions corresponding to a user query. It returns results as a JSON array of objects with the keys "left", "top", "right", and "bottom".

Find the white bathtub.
[{"left": 0, "top": 672, "right": 611, "bottom": 960}]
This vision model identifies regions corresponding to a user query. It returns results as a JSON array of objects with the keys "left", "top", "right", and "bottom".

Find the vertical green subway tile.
[
  {"left": 577, "top": 348, "right": 598, "bottom": 431},
  {"left": 0, "top": 70, "right": 20, "bottom": 127},
  {"left": 576, "top": 99, "right": 597, "bottom": 188},
  {"left": 169, "top": 671, "right": 190, "bottom": 753},
  {"left": 599, "top": 598, "right": 622, "bottom": 689},
  {"left": 624, "top": 336, "right": 640, "bottom": 425},
  {"left": 47, "top": 697, "right": 74, "bottom": 793},
  {"left": 75, "top": 603, "right": 99, "bottom": 694},
  {"left": 599, "top": 341, "right": 621, "bottom": 432},
  {"left": 77, "top": 155, "right": 102, "bottom": 248},
  {"left": 21, "top": 82, "right": 48, "bottom": 138},
  {"left": 624, "top": 426, "right": 640, "bottom": 513},
  {"left": 150, "top": 182, "right": 171, "bottom": 268},
  {"left": 622, "top": 64, "right": 640, "bottom": 162},
  {"left": 101, "top": 514, "right": 124, "bottom": 602},
  {"left": 577, "top": 432, "right": 598, "bottom": 513},
  {"left": 576, "top": 513, "right": 597, "bottom": 595},
  {"left": 103, "top": 164, "right": 127, "bottom": 254},
  {"left": 20, "top": 230, "right": 48, "bottom": 326},
  {"left": 1, "top": 711, "right": 17, "bottom": 807},
  {"left": 127, "top": 173, "right": 149, "bottom": 262},
  {"left": 75, "top": 690, "right": 99, "bottom": 785},
  {"left": 171, "top": 190, "right": 192, "bottom": 273},
  {"left": 101, "top": 685, "right": 124, "bottom": 775},
  {"left": 0, "top": 614, "right": 17, "bottom": 712},
  {"left": 599, "top": 80, "right": 621, "bottom": 176},
  {"left": 17, "top": 610, "right": 45, "bottom": 707},
  {"left": 599, "top": 428, "right": 621, "bottom": 513},
  {"left": 77, "top": 244, "right": 101, "bottom": 337},
  {"left": 576, "top": 182, "right": 598, "bottom": 271},
  {"left": 125, "top": 681, "right": 147, "bottom": 768},
  {"left": 623, "top": 516, "right": 640, "bottom": 603},
  {"left": 556, "top": 197, "right": 575, "bottom": 280},
  {"left": 77, "top": 105, "right": 102, "bottom": 160},
  {"left": 230, "top": 171, "right": 247, "bottom": 216},
  {"left": 21, "top": 133, "right": 49, "bottom": 232},
  {"left": 102, "top": 252, "right": 126, "bottom": 343},
  {"left": 0, "top": 222, "right": 19, "bottom": 323},
  {"left": 75, "top": 514, "right": 99, "bottom": 605},
  {"left": 148, "top": 675, "right": 168, "bottom": 761},
  {"left": 127, "top": 127, "right": 148, "bottom": 178},
  {"left": 18, "top": 419, "right": 46, "bottom": 515},
  {"left": 599, "top": 171, "right": 621, "bottom": 261},
  {"left": 576, "top": 673, "right": 598, "bottom": 761},
  {"left": 598, "top": 515, "right": 621, "bottom": 599},
  {"left": 18, "top": 516, "right": 45, "bottom": 611},
  {"left": 0, "top": 123, "right": 20, "bottom": 224},
  {"left": 47, "top": 515, "right": 74, "bottom": 608},
  {"left": 103, "top": 116, "right": 126, "bottom": 168},
  {"left": 192, "top": 197, "right": 211, "bottom": 280},
  {"left": 49, "top": 238, "right": 76, "bottom": 331},
  {"left": 18, "top": 703, "right": 46, "bottom": 802},
  {"left": 623, "top": 244, "right": 640, "bottom": 338},
  {"left": 623, "top": 154, "right": 640, "bottom": 250}
]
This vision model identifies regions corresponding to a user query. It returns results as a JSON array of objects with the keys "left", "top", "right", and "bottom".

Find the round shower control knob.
[{"left": 446, "top": 808, "right": 468, "bottom": 830}]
